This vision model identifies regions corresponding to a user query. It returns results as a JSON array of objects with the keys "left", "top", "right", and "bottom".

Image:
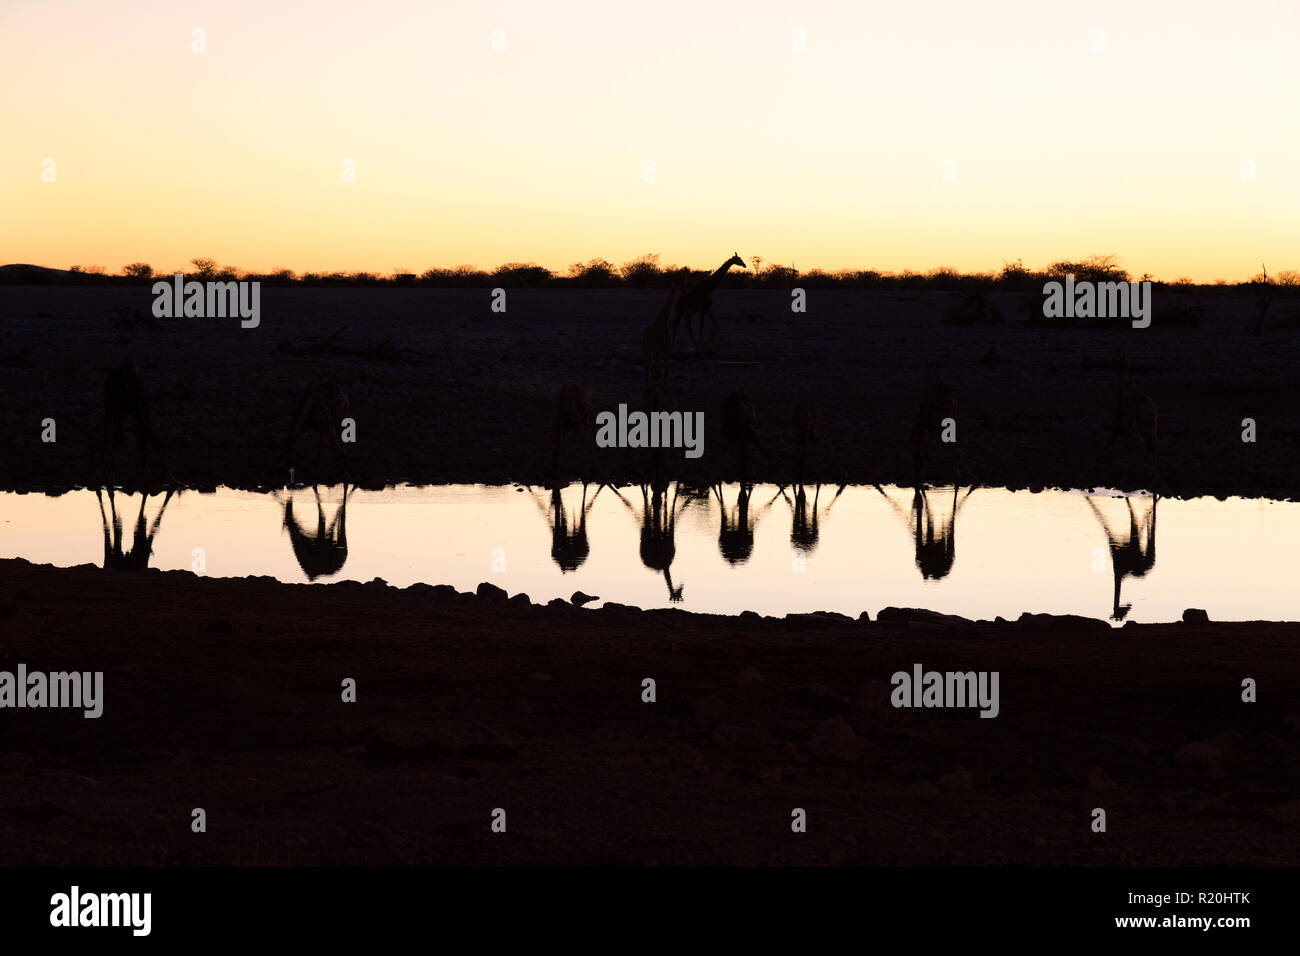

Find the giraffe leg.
[
  {"left": 103, "top": 409, "right": 124, "bottom": 485},
  {"left": 331, "top": 426, "right": 355, "bottom": 478},
  {"left": 96, "top": 488, "right": 113, "bottom": 566},
  {"left": 311, "top": 429, "right": 325, "bottom": 479}
]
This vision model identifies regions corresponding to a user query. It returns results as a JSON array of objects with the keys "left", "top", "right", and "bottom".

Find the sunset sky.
[{"left": 3, "top": 0, "right": 1296, "bottom": 281}]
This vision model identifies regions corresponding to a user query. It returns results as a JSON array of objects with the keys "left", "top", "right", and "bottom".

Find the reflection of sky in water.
[{"left": 0, "top": 484, "right": 1293, "bottom": 625}]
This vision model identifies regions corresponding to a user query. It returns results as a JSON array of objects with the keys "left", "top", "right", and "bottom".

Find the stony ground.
[{"left": 1, "top": 558, "right": 1297, "bottom": 865}]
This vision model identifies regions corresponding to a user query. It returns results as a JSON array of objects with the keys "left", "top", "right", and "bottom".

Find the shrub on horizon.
[
  {"left": 759, "top": 264, "right": 798, "bottom": 287},
  {"left": 494, "top": 262, "right": 553, "bottom": 286},
  {"left": 1043, "top": 253, "right": 1129, "bottom": 284},
  {"left": 620, "top": 253, "right": 663, "bottom": 286},
  {"left": 566, "top": 258, "right": 617, "bottom": 286}
]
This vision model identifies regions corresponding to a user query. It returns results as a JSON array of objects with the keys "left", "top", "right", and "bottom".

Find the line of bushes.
[{"left": 3, "top": 254, "right": 1296, "bottom": 294}]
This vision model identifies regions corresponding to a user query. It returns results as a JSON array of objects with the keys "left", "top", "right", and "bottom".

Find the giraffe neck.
[
  {"left": 704, "top": 259, "right": 734, "bottom": 286},
  {"left": 689, "top": 260, "right": 732, "bottom": 295},
  {"left": 654, "top": 289, "right": 676, "bottom": 327}
]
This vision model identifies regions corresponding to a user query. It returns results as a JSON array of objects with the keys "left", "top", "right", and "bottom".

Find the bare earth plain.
[
  {"left": 1, "top": 283, "right": 1298, "bottom": 866},
  {"left": 1, "top": 284, "right": 1298, "bottom": 494}
]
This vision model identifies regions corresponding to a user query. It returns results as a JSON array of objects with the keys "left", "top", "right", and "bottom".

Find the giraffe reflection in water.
[
  {"left": 96, "top": 487, "right": 176, "bottom": 571},
  {"left": 713, "top": 483, "right": 781, "bottom": 567},
  {"left": 279, "top": 484, "right": 355, "bottom": 581},
  {"left": 611, "top": 480, "right": 685, "bottom": 601},
  {"left": 780, "top": 482, "right": 845, "bottom": 555},
  {"left": 529, "top": 482, "right": 601, "bottom": 573},
  {"left": 1086, "top": 493, "right": 1158, "bottom": 621},
  {"left": 876, "top": 484, "right": 975, "bottom": 580}
]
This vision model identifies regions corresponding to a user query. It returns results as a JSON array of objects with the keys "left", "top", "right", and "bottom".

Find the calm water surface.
[{"left": 0, "top": 483, "right": 1295, "bottom": 624}]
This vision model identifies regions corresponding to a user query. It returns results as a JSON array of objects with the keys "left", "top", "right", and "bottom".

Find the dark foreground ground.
[
  {"left": 3, "top": 284, "right": 1299, "bottom": 497},
  {"left": 1, "top": 558, "right": 1296, "bottom": 866}
]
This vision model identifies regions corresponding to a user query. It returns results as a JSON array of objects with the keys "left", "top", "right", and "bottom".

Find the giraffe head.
[{"left": 727, "top": 252, "right": 746, "bottom": 270}]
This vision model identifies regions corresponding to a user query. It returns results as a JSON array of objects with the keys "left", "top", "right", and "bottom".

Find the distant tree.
[
  {"left": 494, "top": 262, "right": 553, "bottom": 286},
  {"left": 567, "top": 258, "right": 618, "bottom": 286},
  {"left": 190, "top": 257, "right": 219, "bottom": 279},
  {"left": 619, "top": 253, "right": 662, "bottom": 285},
  {"left": 998, "top": 258, "right": 1040, "bottom": 290},
  {"left": 1275, "top": 270, "right": 1300, "bottom": 287},
  {"left": 270, "top": 267, "right": 296, "bottom": 283},
  {"left": 834, "top": 269, "right": 882, "bottom": 289},
  {"left": 1044, "top": 254, "right": 1128, "bottom": 283},
  {"left": 926, "top": 266, "right": 961, "bottom": 289},
  {"left": 762, "top": 264, "right": 798, "bottom": 287},
  {"left": 310, "top": 271, "right": 349, "bottom": 284},
  {"left": 122, "top": 262, "right": 153, "bottom": 279},
  {"left": 422, "top": 265, "right": 490, "bottom": 284}
]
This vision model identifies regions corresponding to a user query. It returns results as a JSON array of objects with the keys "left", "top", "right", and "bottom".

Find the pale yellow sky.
[{"left": 2, "top": 0, "right": 1296, "bottom": 281}]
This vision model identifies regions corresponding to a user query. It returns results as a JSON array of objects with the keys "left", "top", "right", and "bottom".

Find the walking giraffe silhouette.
[{"left": 673, "top": 253, "right": 746, "bottom": 347}]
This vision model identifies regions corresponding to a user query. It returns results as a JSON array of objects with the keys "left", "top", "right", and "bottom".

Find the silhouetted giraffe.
[
  {"left": 720, "top": 391, "right": 761, "bottom": 479},
  {"left": 641, "top": 285, "right": 680, "bottom": 386},
  {"left": 641, "top": 380, "right": 678, "bottom": 475},
  {"left": 792, "top": 401, "right": 820, "bottom": 485},
  {"left": 274, "top": 380, "right": 353, "bottom": 484},
  {"left": 101, "top": 356, "right": 171, "bottom": 483},
  {"left": 673, "top": 253, "right": 745, "bottom": 345},
  {"left": 912, "top": 381, "right": 961, "bottom": 486},
  {"left": 551, "top": 382, "right": 590, "bottom": 475},
  {"left": 1107, "top": 356, "right": 1159, "bottom": 488}
]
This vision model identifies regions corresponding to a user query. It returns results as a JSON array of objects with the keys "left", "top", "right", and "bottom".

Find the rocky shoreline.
[{"left": 1, "top": 557, "right": 1296, "bottom": 865}]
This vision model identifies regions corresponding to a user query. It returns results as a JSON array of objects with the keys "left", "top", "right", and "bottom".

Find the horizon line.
[{"left": 5, "top": 258, "right": 1293, "bottom": 287}]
